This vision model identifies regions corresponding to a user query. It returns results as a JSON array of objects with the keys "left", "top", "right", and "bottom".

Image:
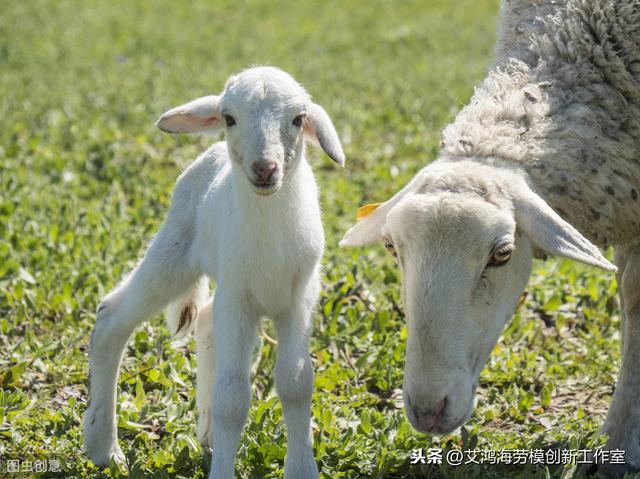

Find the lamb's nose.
[
  {"left": 252, "top": 161, "right": 277, "bottom": 181},
  {"left": 413, "top": 397, "right": 447, "bottom": 431}
]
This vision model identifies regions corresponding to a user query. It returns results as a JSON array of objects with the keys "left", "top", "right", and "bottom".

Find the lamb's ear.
[
  {"left": 155, "top": 95, "right": 222, "bottom": 135},
  {"left": 304, "top": 103, "right": 345, "bottom": 167},
  {"left": 340, "top": 169, "right": 427, "bottom": 247},
  {"left": 513, "top": 182, "right": 617, "bottom": 271}
]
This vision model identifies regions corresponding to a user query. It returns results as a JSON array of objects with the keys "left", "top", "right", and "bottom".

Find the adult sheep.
[{"left": 341, "top": 0, "right": 640, "bottom": 475}]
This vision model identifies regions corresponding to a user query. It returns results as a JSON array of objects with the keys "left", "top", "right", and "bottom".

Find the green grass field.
[{"left": 0, "top": 1, "right": 624, "bottom": 477}]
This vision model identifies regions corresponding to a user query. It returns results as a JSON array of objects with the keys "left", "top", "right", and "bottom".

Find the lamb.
[
  {"left": 340, "top": 1, "right": 640, "bottom": 476},
  {"left": 83, "top": 66, "right": 345, "bottom": 479}
]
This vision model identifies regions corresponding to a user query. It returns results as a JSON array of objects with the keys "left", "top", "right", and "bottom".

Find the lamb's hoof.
[
  {"left": 197, "top": 409, "right": 212, "bottom": 450},
  {"left": 84, "top": 409, "right": 126, "bottom": 468},
  {"left": 87, "top": 444, "right": 126, "bottom": 469},
  {"left": 283, "top": 451, "right": 319, "bottom": 479}
]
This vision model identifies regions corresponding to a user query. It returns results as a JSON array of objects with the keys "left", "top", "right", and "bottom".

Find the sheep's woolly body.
[
  {"left": 441, "top": 0, "right": 640, "bottom": 247},
  {"left": 337, "top": 2, "right": 640, "bottom": 466}
]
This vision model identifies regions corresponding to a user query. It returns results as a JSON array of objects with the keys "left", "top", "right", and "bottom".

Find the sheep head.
[
  {"left": 340, "top": 160, "right": 616, "bottom": 434},
  {"left": 155, "top": 66, "right": 344, "bottom": 196}
]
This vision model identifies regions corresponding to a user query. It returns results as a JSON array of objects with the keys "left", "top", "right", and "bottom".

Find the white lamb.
[
  {"left": 83, "top": 66, "right": 345, "bottom": 479},
  {"left": 341, "top": 1, "right": 640, "bottom": 476}
]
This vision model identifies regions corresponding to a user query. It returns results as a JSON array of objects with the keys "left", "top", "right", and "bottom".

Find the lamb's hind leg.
[
  {"left": 598, "top": 245, "right": 640, "bottom": 477},
  {"left": 195, "top": 298, "right": 214, "bottom": 448},
  {"left": 83, "top": 228, "right": 200, "bottom": 467}
]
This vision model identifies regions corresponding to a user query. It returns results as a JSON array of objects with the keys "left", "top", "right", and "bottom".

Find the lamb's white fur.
[
  {"left": 341, "top": 1, "right": 640, "bottom": 475},
  {"left": 83, "top": 66, "right": 344, "bottom": 479}
]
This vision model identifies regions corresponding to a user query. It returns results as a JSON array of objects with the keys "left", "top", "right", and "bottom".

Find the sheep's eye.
[
  {"left": 487, "top": 244, "right": 514, "bottom": 268},
  {"left": 384, "top": 240, "right": 398, "bottom": 259},
  {"left": 224, "top": 115, "right": 236, "bottom": 127},
  {"left": 292, "top": 114, "right": 305, "bottom": 128}
]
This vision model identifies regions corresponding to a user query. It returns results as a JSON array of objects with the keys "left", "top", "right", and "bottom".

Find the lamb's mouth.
[{"left": 251, "top": 180, "right": 279, "bottom": 195}]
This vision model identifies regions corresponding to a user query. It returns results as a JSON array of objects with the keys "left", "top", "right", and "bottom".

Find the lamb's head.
[
  {"left": 155, "top": 66, "right": 344, "bottom": 196},
  {"left": 340, "top": 160, "right": 616, "bottom": 435}
]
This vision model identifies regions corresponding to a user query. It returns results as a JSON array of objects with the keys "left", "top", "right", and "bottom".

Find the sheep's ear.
[
  {"left": 155, "top": 95, "right": 222, "bottom": 135},
  {"left": 304, "top": 103, "right": 345, "bottom": 167},
  {"left": 513, "top": 182, "right": 617, "bottom": 271},
  {"left": 340, "top": 169, "right": 427, "bottom": 247},
  {"left": 339, "top": 202, "right": 390, "bottom": 247}
]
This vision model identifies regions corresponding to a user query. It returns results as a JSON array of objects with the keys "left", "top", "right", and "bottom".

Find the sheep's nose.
[
  {"left": 413, "top": 397, "right": 447, "bottom": 431},
  {"left": 252, "top": 161, "right": 277, "bottom": 181}
]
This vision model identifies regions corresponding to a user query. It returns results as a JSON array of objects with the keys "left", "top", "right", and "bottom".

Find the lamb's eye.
[
  {"left": 292, "top": 114, "right": 305, "bottom": 128},
  {"left": 487, "top": 244, "right": 514, "bottom": 268},
  {"left": 224, "top": 114, "right": 236, "bottom": 127},
  {"left": 384, "top": 240, "right": 398, "bottom": 259}
]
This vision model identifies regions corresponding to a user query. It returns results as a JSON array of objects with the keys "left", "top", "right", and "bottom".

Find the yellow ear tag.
[{"left": 356, "top": 203, "right": 382, "bottom": 220}]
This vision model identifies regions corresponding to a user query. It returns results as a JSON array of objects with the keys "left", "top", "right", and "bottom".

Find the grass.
[{"left": 0, "top": 0, "right": 624, "bottom": 477}]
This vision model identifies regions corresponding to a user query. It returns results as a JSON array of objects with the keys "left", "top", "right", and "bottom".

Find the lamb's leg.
[
  {"left": 84, "top": 229, "right": 200, "bottom": 467},
  {"left": 599, "top": 246, "right": 640, "bottom": 477},
  {"left": 208, "top": 292, "right": 258, "bottom": 479},
  {"left": 274, "top": 303, "right": 318, "bottom": 479},
  {"left": 195, "top": 298, "right": 214, "bottom": 448}
]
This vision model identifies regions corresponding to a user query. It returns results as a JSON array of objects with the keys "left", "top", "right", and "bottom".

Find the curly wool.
[{"left": 441, "top": 0, "right": 640, "bottom": 247}]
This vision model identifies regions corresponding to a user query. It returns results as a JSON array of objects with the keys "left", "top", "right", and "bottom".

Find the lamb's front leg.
[
  {"left": 209, "top": 292, "right": 258, "bottom": 479},
  {"left": 599, "top": 246, "right": 640, "bottom": 477},
  {"left": 274, "top": 302, "right": 319, "bottom": 479}
]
